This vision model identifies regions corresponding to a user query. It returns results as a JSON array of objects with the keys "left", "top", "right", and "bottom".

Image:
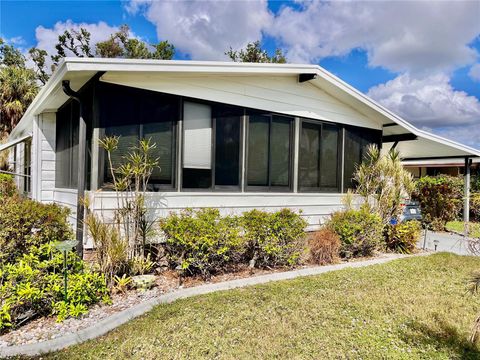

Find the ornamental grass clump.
[{"left": 308, "top": 228, "right": 340, "bottom": 265}]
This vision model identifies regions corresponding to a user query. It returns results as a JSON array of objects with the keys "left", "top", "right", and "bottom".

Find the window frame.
[
  {"left": 55, "top": 99, "right": 79, "bottom": 189},
  {"left": 23, "top": 138, "right": 32, "bottom": 194},
  {"left": 98, "top": 83, "right": 179, "bottom": 191},
  {"left": 298, "top": 118, "right": 343, "bottom": 193},
  {"left": 180, "top": 98, "right": 244, "bottom": 192},
  {"left": 245, "top": 111, "right": 294, "bottom": 192}
]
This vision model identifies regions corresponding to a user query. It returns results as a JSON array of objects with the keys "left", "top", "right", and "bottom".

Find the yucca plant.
[
  {"left": 468, "top": 271, "right": 480, "bottom": 343},
  {"left": 354, "top": 144, "right": 414, "bottom": 226}
]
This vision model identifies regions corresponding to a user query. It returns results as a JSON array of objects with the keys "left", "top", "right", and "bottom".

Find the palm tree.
[{"left": 0, "top": 66, "right": 39, "bottom": 138}]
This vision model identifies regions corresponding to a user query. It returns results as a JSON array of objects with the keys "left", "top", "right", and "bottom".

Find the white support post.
[{"left": 464, "top": 157, "right": 471, "bottom": 234}]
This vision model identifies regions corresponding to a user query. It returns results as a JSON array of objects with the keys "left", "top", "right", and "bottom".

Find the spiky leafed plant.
[
  {"left": 468, "top": 271, "right": 480, "bottom": 343},
  {"left": 354, "top": 144, "right": 415, "bottom": 226}
]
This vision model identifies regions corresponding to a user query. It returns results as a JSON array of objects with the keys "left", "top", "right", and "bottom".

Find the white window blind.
[{"left": 183, "top": 102, "right": 212, "bottom": 169}]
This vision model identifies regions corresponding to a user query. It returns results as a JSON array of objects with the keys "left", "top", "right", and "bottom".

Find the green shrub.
[
  {"left": 385, "top": 220, "right": 421, "bottom": 254},
  {"left": 0, "top": 173, "right": 16, "bottom": 198},
  {"left": 0, "top": 196, "right": 73, "bottom": 264},
  {"left": 308, "top": 227, "right": 340, "bottom": 265},
  {"left": 413, "top": 175, "right": 463, "bottom": 231},
  {"left": 160, "top": 208, "right": 244, "bottom": 278},
  {"left": 241, "top": 209, "right": 307, "bottom": 268},
  {"left": 471, "top": 193, "right": 480, "bottom": 222},
  {"left": 0, "top": 242, "right": 109, "bottom": 333},
  {"left": 327, "top": 208, "right": 384, "bottom": 259}
]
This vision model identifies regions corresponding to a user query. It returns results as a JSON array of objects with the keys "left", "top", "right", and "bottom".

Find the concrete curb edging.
[{"left": 0, "top": 252, "right": 429, "bottom": 358}]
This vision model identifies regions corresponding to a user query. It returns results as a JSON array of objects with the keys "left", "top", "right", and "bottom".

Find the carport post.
[{"left": 464, "top": 157, "right": 471, "bottom": 230}]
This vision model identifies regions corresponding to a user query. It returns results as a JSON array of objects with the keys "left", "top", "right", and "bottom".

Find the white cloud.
[
  {"left": 367, "top": 73, "right": 480, "bottom": 139},
  {"left": 125, "top": 0, "right": 273, "bottom": 60},
  {"left": 470, "top": 63, "right": 480, "bottom": 82},
  {"left": 268, "top": 1, "right": 480, "bottom": 74},
  {"left": 431, "top": 124, "right": 480, "bottom": 148}
]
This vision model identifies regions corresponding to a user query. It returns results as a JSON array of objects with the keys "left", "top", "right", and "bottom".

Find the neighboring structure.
[
  {"left": 404, "top": 158, "right": 480, "bottom": 178},
  {"left": 1, "top": 58, "right": 479, "bottom": 251}
]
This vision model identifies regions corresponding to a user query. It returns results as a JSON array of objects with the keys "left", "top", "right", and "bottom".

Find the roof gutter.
[{"left": 62, "top": 80, "right": 86, "bottom": 258}]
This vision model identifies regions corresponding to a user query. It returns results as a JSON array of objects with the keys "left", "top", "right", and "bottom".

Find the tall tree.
[
  {"left": 0, "top": 39, "right": 39, "bottom": 169},
  {"left": 31, "top": 24, "right": 176, "bottom": 85},
  {"left": 0, "top": 39, "right": 39, "bottom": 138},
  {"left": 226, "top": 41, "right": 287, "bottom": 63}
]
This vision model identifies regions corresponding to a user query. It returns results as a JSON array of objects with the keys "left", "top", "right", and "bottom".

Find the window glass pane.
[
  {"left": 343, "top": 128, "right": 362, "bottom": 190},
  {"left": 144, "top": 122, "right": 173, "bottom": 184},
  {"left": 215, "top": 109, "right": 241, "bottom": 187},
  {"left": 183, "top": 102, "right": 212, "bottom": 188},
  {"left": 343, "top": 127, "right": 380, "bottom": 190},
  {"left": 247, "top": 114, "right": 269, "bottom": 186},
  {"left": 55, "top": 105, "right": 71, "bottom": 188},
  {"left": 299, "top": 122, "right": 320, "bottom": 188},
  {"left": 105, "top": 124, "right": 139, "bottom": 177},
  {"left": 320, "top": 124, "right": 339, "bottom": 189},
  {"left": 70, "top": 104, "right": 79, "bottom": 188},
  {"left": 270, "top": 117, "right": 291, "bottom": 187}
]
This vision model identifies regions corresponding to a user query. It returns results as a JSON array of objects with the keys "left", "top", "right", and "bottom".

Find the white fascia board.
[
  {"left": 311, "top": 67, "right": 480, "bottom": 157},
  {"left": 63, "top": 57, "right": 319, "bottom": 75}
]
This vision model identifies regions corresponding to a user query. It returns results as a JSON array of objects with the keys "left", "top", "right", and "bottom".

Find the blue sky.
[{"left": 1, "top": 0, "right": 480, "bottom": 147}]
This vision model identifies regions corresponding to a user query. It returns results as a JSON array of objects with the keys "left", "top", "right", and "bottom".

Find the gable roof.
[{"left": 8, "top": 57, "right": 480, "bottom": 159}]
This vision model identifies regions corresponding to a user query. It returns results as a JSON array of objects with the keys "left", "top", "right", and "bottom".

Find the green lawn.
[
  {"left": 446, "top": 221, "right": 480, "bottom": 238},
  {"left": 43, "top": 253, "right": 480, "bottom": 360}
]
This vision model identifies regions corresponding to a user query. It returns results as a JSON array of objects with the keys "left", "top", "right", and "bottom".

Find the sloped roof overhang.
[{"left": 7, "top": 58, "right": 480, "bottom": 160}]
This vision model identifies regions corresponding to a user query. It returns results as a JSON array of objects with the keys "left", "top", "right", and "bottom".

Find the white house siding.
[
  {"left": 100, "top": 73, "right": 382, "bottom": 130},
  {"left": 35, "top": 112, "right": 78, "bottom": 229},
  {"left": 83, "top": 191, "right": 345, "bottom": 247}
]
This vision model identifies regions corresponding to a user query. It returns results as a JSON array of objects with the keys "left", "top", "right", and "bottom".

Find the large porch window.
[
  {"left": 100, "top": 83, "right": 177, "bottom": 190},
  {"left": 246, "top": 112, "right": 293, "bottom": 191},
  {"left": 299, "top": 121, "right": 341, "bottom": 192},
  {"left": 181, "top": 102, "right": 242, "bottom": 190},
  {"left": 55, "top": 100, "right": 79, "bottom": 189}
]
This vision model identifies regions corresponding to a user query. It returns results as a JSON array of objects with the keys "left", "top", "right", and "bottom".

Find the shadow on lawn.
[{"left": 401, "top": 317, "right": 480, "bottom": 359}]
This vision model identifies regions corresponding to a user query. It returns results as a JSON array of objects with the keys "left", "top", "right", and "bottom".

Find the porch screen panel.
[
  {"left": 100, "top": 82, "right": 178, "bottom": 189},
  {"left": 343, "top": 127, "right": 381, "bottom": 190},
  {"left": 55, "top": 105, "right": 71, "bottom": 188},
  {"left": 320, "top": 124, "right": 339, "bottom": 189},
  {"left": 270, "top": 117, "right": 291, "bottom": 187},
  {"left": 55, "top": 101, "right": 80, "bottom": 189},
  {"left": 299, "top": 122, "right": 320, "bottom": 188},
  {"left": 182, "top": 102, "right": 212, "bottom": 189},
  {"left": 143, "top": 122, "right": 173, "bottom": 184},
  {"left": 247, "top": 114, "right": 269, "bottom": 186},
  {"left": 214, "top": 106, "right": 241, "bottom": 187}
]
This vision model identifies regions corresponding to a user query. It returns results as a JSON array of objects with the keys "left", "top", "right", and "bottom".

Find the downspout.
[{"left": 62, "top": 80, "right": 86, "bottom": 258}]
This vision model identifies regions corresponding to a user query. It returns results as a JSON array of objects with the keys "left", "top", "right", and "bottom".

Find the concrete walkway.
[
  {"left": 0, "top": 252, "right": 427, "bottom": 358},
  {"left": 418, "top": 230, "right": 477, "bottom": 256}
]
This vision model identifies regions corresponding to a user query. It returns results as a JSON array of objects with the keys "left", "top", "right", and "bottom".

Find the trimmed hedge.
[
  {"left": 0, "top": 196, "right": 73, "bottom": 264},
  {"left": 160, "top": 208, "right": 307, "bottom": 277},
  {"left": 326, "top": 208, "right": 384, "bottom": 259}
]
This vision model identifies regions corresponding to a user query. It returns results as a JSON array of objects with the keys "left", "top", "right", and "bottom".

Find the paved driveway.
[{"left": 418, "top": 230, "right": 478, "bottom": 256}]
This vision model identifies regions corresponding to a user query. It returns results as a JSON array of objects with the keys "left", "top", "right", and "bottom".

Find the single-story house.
[
  {"left": 2, "top": 58, "right": 479, "bottom": 255},
  {"left": 404, "top": 158, "right": 480, "bottom": 178}
]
